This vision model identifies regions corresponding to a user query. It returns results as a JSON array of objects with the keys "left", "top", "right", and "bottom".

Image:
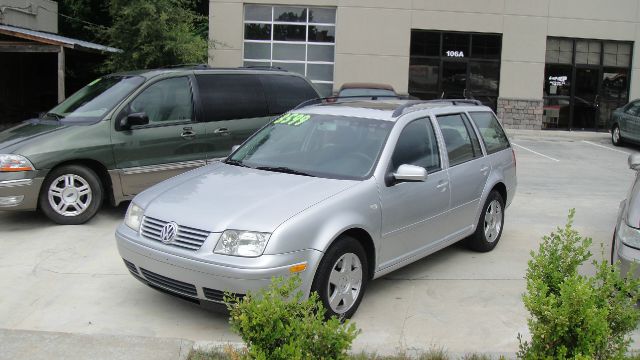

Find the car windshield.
[
  {"left": 228, "top": 112, "right": 394, "bottom": 180},
  {"left": 44, "top": 76, "right": 145, "bottom": 123},
  {"left": 339, "top": 88, "right": 396, "bottom": 98}
]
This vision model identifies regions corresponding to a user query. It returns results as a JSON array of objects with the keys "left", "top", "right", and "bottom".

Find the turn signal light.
[{"left": 289, "top": 263, "right": 307, "bottom": 273}]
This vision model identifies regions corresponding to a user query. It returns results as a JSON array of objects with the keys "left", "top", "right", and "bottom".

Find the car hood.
[
  {"left": 0, "top": 119, "right": 66, "bottom": 153},
  {"left": 138, "top": 162, "right": 359, "bottom": 233}
]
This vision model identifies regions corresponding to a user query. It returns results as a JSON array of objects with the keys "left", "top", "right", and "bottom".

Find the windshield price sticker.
[{"left": 274, "top": 113, "right": 311, "bottom": 126}]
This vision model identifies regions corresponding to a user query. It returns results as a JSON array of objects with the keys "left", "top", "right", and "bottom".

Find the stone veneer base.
[{"left": 496, "top": 98, "right": 544, "bottom": 130}]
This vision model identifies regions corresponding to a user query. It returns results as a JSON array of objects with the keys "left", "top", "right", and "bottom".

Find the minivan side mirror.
[
  {"left": 119, "top": 112, "right": 149, "bottom": 130},
  {"left": 231, "top": 145, "right": 241, "bottom": 153},
  {"left": 629, "top": 154, "right": 640, "bottom": 170},
  {"left": 393, "top": 164, "right": 428, "bottom": 183}
]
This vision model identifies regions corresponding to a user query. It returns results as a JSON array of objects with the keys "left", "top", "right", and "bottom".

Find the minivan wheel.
[
  {"left": 39, "top": 165, "right": 103, "bottom": 225},
  {"left": 311, "top": 236, "right": 368, "bottom": 319},
  {"left": 467, "top": 191, "right": 505, "bottom": 252},
  {"left": 612, "top": 125, "right": 623, "bottom": 147}
]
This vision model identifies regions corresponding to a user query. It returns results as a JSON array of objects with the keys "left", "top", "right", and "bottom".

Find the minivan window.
[
  {"left": 46, "top": 76, "right": 144, "bottom": 123},
  {"left": 129, "top": 77, "right": 193, "bottom": 123},
  {"left": 468, "top": 111, "right": 510, "bottom": 154},
  {"left": 260, "top": 74, "right": 318, "bottom": 114},
  {"left": 437, "top": 113, "right": 480, "bottom": 167},
  {"left": 196, "top": 74, "right": 268, "bottom": 121},
  {"left": 392, "top": 118, "right": 440, "bottom": 172}
]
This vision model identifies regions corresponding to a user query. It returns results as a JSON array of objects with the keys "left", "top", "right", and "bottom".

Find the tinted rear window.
[
  {"left": 260, "top": 74, "right": 318, "bottom": 114},
  {"left": 195, "top": 74, "right": 268, "bottom": 121},
  {"left": 468, "top": 111, "right": 510, "bottom": 154}
]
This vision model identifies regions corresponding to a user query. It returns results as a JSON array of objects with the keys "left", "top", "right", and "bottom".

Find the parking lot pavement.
[{"left": 0, "top": 130, "right": 639, "bottom": 357}]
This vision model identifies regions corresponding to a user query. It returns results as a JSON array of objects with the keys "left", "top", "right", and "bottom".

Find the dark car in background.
[
  {"left": 0, "top": 67, "right": 319, "bottom": 224},
  {"left": 611, "top": 99, "right": 640, "bottom": 146}
]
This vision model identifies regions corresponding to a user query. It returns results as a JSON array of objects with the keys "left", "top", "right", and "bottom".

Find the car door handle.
[
  {"left": 480, "top": 165, "right": 490, "bottom": 175},
  {"left": 213, "top": 128, "right": 230, "bottom": 135},
  {"left": 181, "top": 127, "right": 196, "bottom": 139},
  {"left": 436, "top": 181, "right": 449, "bottom": 191}
]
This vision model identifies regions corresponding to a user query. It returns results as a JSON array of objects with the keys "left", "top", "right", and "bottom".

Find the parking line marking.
[
  {"left": 581, "top": 140, "right": 630, "bottom": 155},
  {"left": 512, "top": 143, "right": 560, "bottom": 162}
]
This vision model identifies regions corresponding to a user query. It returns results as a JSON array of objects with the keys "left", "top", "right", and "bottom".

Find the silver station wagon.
[{"left": 116, "top": 99, "right": 517, "bottom": 318}]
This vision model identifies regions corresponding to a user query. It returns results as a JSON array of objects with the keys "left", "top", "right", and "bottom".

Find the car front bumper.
[
  {"left": 0, "top": 177, "right": 44, "bottom": 210},
  {"left": 116, "top": 223, "right": 323, "bottom": 306}
]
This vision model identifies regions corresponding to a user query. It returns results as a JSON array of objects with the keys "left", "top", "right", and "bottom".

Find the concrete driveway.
[{"left": 0, "top": 130, "right": 638, "bottom": 356}]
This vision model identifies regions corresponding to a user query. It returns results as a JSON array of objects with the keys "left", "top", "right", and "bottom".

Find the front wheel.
[
  {"left": 612, "top": 125, "right": 623, "bottom": 147},
  {"left": 311, "top": 236, "right": 368, "bottom": 319},
  {"left": 466, "top": 191, "right": 505, "bottom": 252},
  {"left": 39, "top": 165, "right": 103, "bottom": 225}
]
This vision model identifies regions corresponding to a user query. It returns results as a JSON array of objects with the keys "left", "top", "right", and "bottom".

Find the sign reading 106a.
[{"left": 446, "top": 50, "right": 465, "bottom": 58}]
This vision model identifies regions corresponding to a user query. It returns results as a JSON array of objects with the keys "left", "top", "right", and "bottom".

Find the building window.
[
  {"left": 243, "top": 5, "right": 336, "bottom": 96},
  {"left": 543, "top": 37, "right": 632, "bottom": 130},
  {"left": 409, "top": 30, "right": 502, "bottom": 111}
]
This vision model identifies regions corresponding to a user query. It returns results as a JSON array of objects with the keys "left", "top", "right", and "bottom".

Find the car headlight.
[
  {"left": 124, "top": 202, "right": 144, "bottom": 231},
  {"left": 214, "top": 230, "right": 271, "bottom": 257},
  {"left": 619, "top": 220, "right": 640, "bottom": 249},
  {"left": 0, "top": 154, "right": 34, "bottom": 172}
]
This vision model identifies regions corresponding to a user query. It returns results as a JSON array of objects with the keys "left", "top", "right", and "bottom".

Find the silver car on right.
[{"left": 612, "top": 154, "right": 640, "bottom": 275}]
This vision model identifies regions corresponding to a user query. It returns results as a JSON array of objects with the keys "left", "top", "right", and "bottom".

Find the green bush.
[
  {"left": 518, "top": 209, "right": 640, "bottom": 359},
  {"left": 226, "top": 276, "right": 359, "bottom": 360}
]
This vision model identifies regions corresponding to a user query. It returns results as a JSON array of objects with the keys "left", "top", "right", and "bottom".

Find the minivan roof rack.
[
  {"left": 391, "top": 99, "right": 483, "bottom": 117},
  {"left": 238, "top": 65, "right": 287, "bottom": 71},
  {"left": 293, "top": 95, "right": 411, "bottom": 111}
]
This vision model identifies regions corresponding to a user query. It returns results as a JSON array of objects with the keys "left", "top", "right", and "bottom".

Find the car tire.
[
  {"left": 311, "top": 236, "right": 368, "bottom": 319},
  {"left": 466, "top": 191, "right": 505, "bottom": 253},
  {"left": 39, "top": 165, "right": 103, "bottom": 225},
  {"left": 612, "top": 125, "right": 624, "bottom": 147}
]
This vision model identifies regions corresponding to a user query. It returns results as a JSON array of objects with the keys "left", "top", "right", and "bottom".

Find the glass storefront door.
[
  {"left": 544, "top": 37, "right": 632, "bottom": 131},
  {"left": 572, "top": 67, "right": 600, "bottom": 129},
  {"left": 442, "top": 61, "right": 467, "bottom": 99}
]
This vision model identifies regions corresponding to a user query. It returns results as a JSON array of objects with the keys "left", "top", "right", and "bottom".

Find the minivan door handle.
[
  {"left": 480, "top": 165, "right": 490, "bottom": 175},
  {"left": 213, "top": 128, "right": 230, "bottom": 135},
  {"left": 436, "top": 180, "right": 449, "bottom": 192},
  {"left": 181, "top": 126, "right": 196, "bottom": 139}
]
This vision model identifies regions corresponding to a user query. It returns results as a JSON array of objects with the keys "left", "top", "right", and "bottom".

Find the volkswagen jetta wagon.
[{"left": 116, "top": 99, "right": 517, "bottom": 318}]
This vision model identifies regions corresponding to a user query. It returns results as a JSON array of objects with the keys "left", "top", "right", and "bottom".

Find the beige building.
[
  {"left": 209, "top": 0, "right": 640, "bottom": 130},
  {"left": 0, "top": 0, "right": 57, "bottom": 32}
]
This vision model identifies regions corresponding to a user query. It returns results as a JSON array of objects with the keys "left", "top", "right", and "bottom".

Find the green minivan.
[{"left": 0, "top": 67, "right": 319, "bottom": 224}]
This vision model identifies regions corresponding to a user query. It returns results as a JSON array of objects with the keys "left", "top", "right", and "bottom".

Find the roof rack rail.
[
  {"left": 293, "top": 95, "right": 410, "bottom": 111},
  {"left": 159, "top": 63, "right": 210, "bottom": 69},
  {"left": 237, "top": 65, "right": 287, "bottom": 71},
  {"left": 391, "top": 99, "right": 483, "bottom": 117}
]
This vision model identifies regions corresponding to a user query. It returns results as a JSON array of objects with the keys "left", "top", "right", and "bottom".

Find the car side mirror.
[
  {"left": 231, "top": 145, "right": 241, "bottom": 153},
  {"left": 120, "top": 112, "right": 149, "bottom": 130},
  {"left": 393, "top": 164, "right": 428, "bottom": 183},
  {"left": 629, "top": 154, "right": 640, "bottom": 170}
]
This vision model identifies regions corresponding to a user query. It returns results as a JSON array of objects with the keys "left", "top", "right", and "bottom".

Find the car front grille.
[
  {"left": 140, "top": 216, "right": 209, "bottom": 251},
  {"left": 203, "top": 287, "right": 244, "bottom": 304},
  {"left": 140, "top": 268, "right": 198, "bottom": 297}
]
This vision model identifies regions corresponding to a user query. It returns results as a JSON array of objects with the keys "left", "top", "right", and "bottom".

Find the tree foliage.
[{"left": 100, "top": 0, "right": 208, "bottom": 72}]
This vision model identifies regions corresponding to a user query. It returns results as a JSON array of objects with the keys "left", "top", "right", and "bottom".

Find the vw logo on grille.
[{"left": 160, "top": 222, "right": 178, "bottom": 244}]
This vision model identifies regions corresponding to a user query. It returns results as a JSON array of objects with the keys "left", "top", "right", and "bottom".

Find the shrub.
[
  {"left": 226, "top": 276, "right": 359, "bottom": 360},
  {"left": 518, "top": 209, "right": 640, "bottom": 359}
]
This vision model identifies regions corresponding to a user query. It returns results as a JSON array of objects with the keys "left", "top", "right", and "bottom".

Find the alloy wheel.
[
  {"left": 613, "top": 127, "right": 621, "bottom": 143},
  {"left": 48, "top": 174, "right": 92, "bottom": 217},
  {"left": 484, "top": 200, "right": 503, "bottom": 243},
  {"left": 327, "top": 252, "right": 363, "bottom": 315}
]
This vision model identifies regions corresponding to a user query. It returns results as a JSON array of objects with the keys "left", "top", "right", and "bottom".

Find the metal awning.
[{"left": 0, "top": 24, "right": 120, "bottom": 53}]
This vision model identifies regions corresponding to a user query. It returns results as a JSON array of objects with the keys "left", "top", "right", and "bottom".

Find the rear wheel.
[
  {"left": 612, "top": 125, "right": 623, "bottom": 147},
  {"left": 466, "top": 191, "right": 505, "bottom": 252},
  {"left": 311, "top": 236, "right": 368, "bottom": 319},
  {"left": 39, "top": 165, "right": 103, "bottom": 225}
]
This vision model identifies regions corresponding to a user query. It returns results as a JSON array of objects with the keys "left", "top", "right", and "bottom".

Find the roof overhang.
[{"left": 0, "top": 24, "right": 120, "bottom": 53}]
